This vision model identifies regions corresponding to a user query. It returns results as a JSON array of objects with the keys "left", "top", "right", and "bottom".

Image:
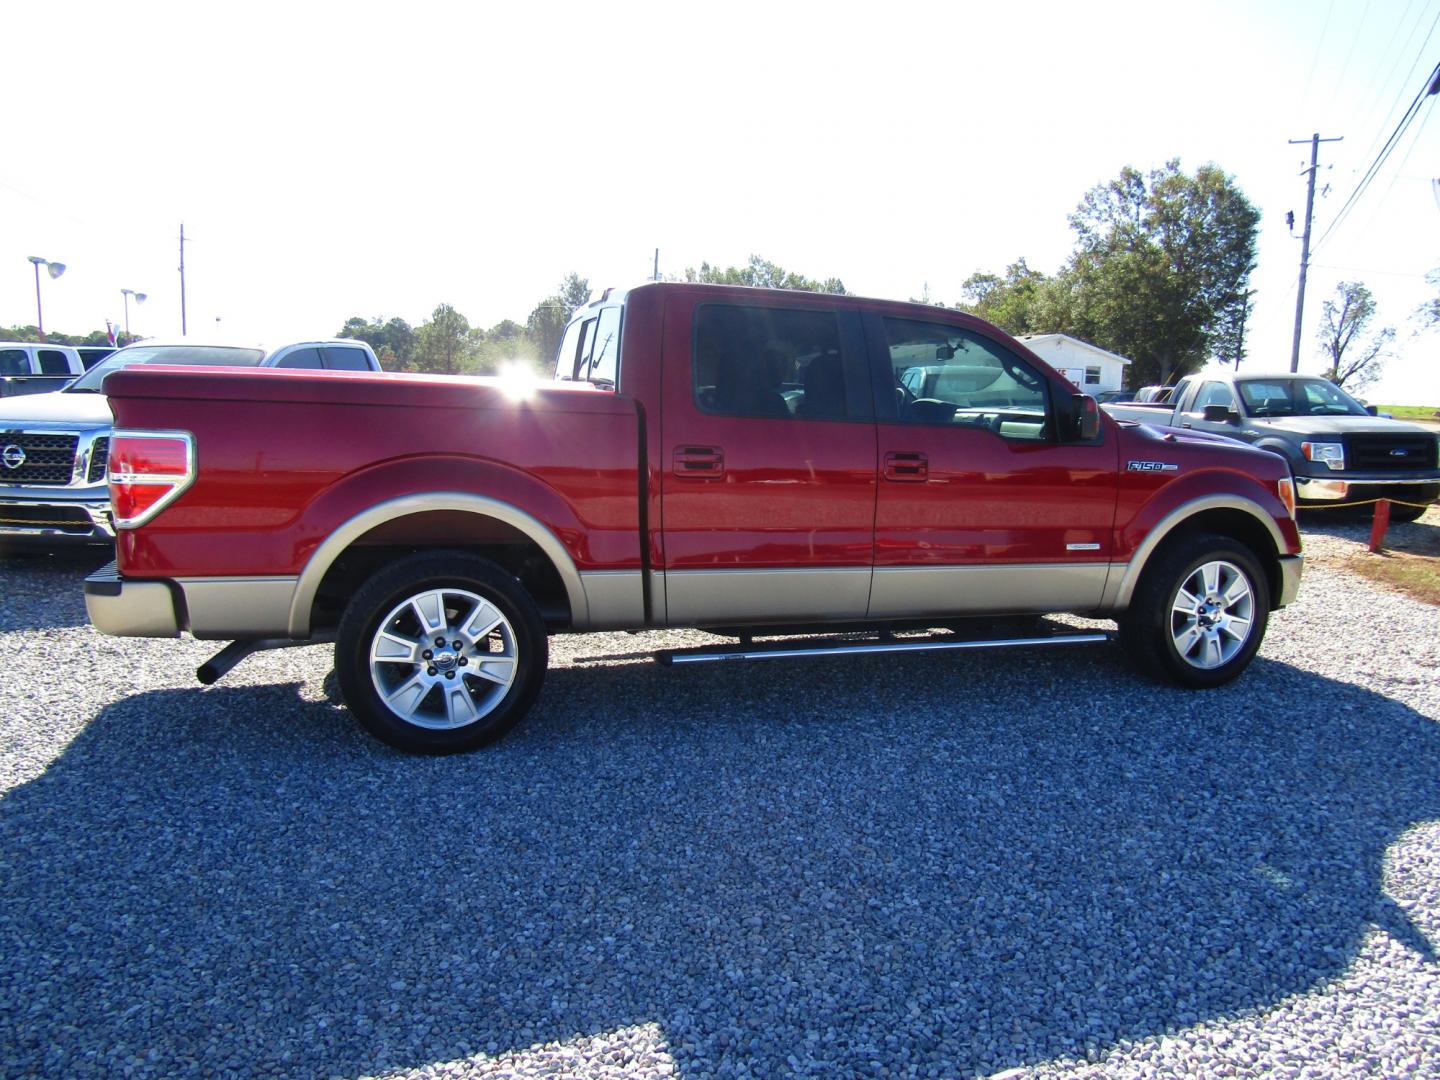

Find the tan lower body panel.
[
  {"left": 866, "top": 563, "right": 1112, "bottom": 618},
  {"left": 663, "top": 567, "right": 873, "bottom": 626},
  {"left": 176, "top": 577, "right": 300, "bottom": 640}
]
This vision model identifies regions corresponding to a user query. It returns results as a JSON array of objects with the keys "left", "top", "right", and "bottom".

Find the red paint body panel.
[
  {"left": 108, "top": 369, "right": 641, "bottom": 576},
  {"left": 104, "top": 284, "right": 1301, "bottom": 609}
]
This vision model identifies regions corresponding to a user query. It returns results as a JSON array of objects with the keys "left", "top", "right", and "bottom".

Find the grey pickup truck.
[{"left": 1104, "top": 371, "right": 1439, "bottom": 520}]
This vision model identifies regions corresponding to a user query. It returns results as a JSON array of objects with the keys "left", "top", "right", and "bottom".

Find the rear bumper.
[
  {"left": 84, "top": 563, "right": 181, "bottom": 637},
  {"left": 85, "top": 562, "right": 301, "bottom": 639}
]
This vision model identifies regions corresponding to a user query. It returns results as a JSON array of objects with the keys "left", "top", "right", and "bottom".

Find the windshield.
[
  {"left": 67, "top": 345, "right": 266, "bottom": 392},
  {"left": 1236, "top": 377, "right": 1370, "bottom": 418}
]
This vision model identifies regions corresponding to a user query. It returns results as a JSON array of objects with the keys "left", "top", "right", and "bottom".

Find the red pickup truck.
[{"left": 86, "top": 283, "right": 1302, "bottom": 752}]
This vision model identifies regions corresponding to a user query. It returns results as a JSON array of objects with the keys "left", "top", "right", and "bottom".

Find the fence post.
[{"left": 1368, "top": 500, "right": 1391, "bottom": 553}]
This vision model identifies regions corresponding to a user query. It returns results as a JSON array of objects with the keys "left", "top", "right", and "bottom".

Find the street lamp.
[
  {"left": 120, "top": 288, "right": 147, "bottom": 339},
  {"left": 26, "top": 256, "right": 66, "bottom": 341}
]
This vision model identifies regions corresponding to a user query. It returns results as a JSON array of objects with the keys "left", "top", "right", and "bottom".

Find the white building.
[{"left": 1018, "top": 333, "right": 1132, "bottom": 393}]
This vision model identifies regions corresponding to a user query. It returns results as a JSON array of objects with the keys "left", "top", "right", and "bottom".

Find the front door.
[{"left": 866, "top": 313, "right": 1119, "bottom": 617}]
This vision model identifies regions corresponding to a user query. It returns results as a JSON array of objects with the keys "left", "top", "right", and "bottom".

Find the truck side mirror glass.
[
  {"left": 1202, "top": 404, "right": 1238, "bottom": 423},
  {"left": 1072, "top": 393, "right": 1100, "bottom": 440},
  {"left": 1365, "top": 404, "right": 1378, "bottom": 416}
]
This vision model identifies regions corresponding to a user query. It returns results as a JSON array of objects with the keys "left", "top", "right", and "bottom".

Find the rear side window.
[
  {"left": 553, "top": 319, "right": 585, "bottom": 380},
  {"left": 584, "top": 307, "right": 621, "bottom": 387},
  {"left": 693, "top": 304, "right": 849, "bottom": 420},
  {"left": 0, "top": 349, "right": 27, "bottom": 376},
  {"left": 323, "top": 346, "right": 372, "bottom": 370},
  {"left": 36, "top": 350, "right": 71, "bottom": 375},
  {"left": 276, "top": 347, "right": 324, "bottom": 369}
]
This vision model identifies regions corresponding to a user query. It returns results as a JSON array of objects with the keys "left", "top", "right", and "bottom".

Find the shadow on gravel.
[{"left": 3, "top": 648, "right": 1440, "bottom": 1077}]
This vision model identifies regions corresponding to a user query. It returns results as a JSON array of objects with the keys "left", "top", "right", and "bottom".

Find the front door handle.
[
  {"left": 673, "top": 445, "right": 724, "bottom": 478},
  {"left": 884, "top": 451, "right": 928, "bottom": 482}
]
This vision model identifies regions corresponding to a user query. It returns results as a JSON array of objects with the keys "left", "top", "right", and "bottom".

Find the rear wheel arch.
[{"left": 289, "top": 493, "right": 589, "bottom": 637}]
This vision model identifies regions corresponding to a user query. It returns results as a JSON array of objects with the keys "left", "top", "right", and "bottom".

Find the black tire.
[
  {"left": 336, "top": 551, "right": 548, "bottom": 753},
  {"left": 1118, "top": 532, "right": 1270, "bottom": 689}
]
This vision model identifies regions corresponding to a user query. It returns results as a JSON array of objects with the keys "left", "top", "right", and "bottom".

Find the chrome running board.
[{"left": 656, "top": 631, "right": 1112, "bottom": 666}]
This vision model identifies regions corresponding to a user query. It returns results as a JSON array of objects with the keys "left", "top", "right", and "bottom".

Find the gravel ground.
[{"left": 1, "top": 511, "right": 1438, "bottom": 1079}]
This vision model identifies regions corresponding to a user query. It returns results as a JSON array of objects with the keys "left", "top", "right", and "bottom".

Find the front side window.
[
  {"left": 276, "top": 347, "right": 324, "bottom": 369},
  {"left": 0, "top": 349, "right": 27, "bottom": 376},
  {"left": 37, "top": 350, "right": 71, "bottom": 375},
  {"left": 693, "top": 304, "right": 848, "bottom": 421},
  {"left": 887, "top": 318, "right": 1050, "bottom": 440},
  {"left": 1193, "top": 381, "right": 1237, "bottom": 411}
]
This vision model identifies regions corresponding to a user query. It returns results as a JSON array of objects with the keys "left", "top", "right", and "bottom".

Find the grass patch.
[
  {"left": 1343, "top": 515, "right": 1440, "bottom": 605},
  {"left": 1374, "top": 403, "right": 1440, "bottom": 422}
]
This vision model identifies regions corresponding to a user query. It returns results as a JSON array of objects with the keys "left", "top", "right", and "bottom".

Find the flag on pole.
[{"left": 106, "top": 320, "right": 118, "bottom": 346}]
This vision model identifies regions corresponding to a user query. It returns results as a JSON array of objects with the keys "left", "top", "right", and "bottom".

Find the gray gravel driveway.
[{"left": 2, "top": 513, "right": 1439, "bottom": 1078}]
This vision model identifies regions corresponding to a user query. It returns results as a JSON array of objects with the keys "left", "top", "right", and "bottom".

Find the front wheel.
[
  {"left": 336, "top": 552, "right": 548, "bottom": 753},
  {"left": 1119, "top": 533, "right": 1270, "bottom": 688}
]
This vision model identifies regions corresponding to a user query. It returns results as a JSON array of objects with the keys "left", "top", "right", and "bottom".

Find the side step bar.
[{"left": 656, "top": 630, "right": 1112, "bottom": 666}]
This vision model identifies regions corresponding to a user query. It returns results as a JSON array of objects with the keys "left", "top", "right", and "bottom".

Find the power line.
[{"left": 1312, "top": 59, "right": 1440, "bottom": 253}]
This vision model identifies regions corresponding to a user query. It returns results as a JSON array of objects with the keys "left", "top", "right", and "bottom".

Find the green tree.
[
  {"left": 1317, "top": 281, "right": 1394, "bottom": 392},
  {"left": 684, "top": 254, "right": 846, "bottom": 294},
  {"left": 1048, "top": 160, "right": 1260, "bottom": 386},
  {"left": 957, "top": 258, "right": 1050, "bottom": 335},
  {"left": 412, "top": 304, "right": 474, "bottom": 374},
  {"left": 1418, "top": 268, "right": 1440, "bottom": 329},
  {"left": 336, "top": 316, "right": 415, "bottom": 368},
  {"left": 526, "top": 273, "right": 592, "bottom": 368}
]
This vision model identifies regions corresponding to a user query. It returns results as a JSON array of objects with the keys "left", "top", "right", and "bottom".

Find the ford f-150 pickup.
[
  {"left": 85, "top": 283, "right": 1303, "bottom": 753},
  {"left": 1104, "top": 371, "right": 1440, "bottom": 520}
]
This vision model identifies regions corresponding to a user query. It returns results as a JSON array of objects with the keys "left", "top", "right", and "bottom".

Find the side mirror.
[
  {"left": 1364, "top": 404, "right": 1378, "bottom": 416},
  {"left": 1072, "top": 393, "right": 1100, "bottom": 441},
  {"left": 1202, "top": 404, "right": 1238, "bottom": 424}
]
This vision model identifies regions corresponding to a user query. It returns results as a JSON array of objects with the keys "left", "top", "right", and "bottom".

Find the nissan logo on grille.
[
  {"left": 1390, "top": 448, "right": 1410, "bottom": 457},
  {"left": 1, "top": 444, "right": 25, "bottom": 470}
]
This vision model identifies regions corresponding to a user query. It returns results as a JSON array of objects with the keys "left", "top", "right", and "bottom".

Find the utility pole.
[
  {"left": 1287, "top": 133, "right": 1342, "bottom": 372},
  {"left": 653, "top": 248, "right": 660, "bottom": 282},
  {"left": 178, "top": 223, "right": 188, "bottom": 336}
]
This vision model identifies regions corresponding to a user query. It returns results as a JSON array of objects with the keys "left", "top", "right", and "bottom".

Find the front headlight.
[{"left": 1300, "top": 441, "right": 1346, "bottom": 470}]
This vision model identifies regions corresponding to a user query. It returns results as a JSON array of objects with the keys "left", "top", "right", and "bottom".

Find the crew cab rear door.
[
  {"left": 658, "top": 292, "right": 877, "bottom": 626},
  {"left": 866, "top": 313, "right": 1119, "bottom": 617}
]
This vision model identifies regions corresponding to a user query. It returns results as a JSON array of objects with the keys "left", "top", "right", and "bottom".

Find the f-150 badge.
[{"left": 1126, "top": 461, "right": 1179, "bottom": 472}]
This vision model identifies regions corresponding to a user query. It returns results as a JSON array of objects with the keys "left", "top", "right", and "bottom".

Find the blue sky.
[{"left": 4, "top": 0, "right": 1438, "bottom": 402}]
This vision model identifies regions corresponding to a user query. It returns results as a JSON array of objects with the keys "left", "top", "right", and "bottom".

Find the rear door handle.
[
  {"left": 884, "top": 451, "right": 928, "bottom": 482},
  {"left": 673, "top": 445, "right": 724, "bottom": 478}
]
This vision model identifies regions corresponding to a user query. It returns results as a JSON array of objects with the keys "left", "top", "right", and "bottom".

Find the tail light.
[
  {"left": 1277, "top": 477, "right": 1297, "bottom": 519},
  {"left": 108, "top": 431, "right": 195, "bottom": 528}
]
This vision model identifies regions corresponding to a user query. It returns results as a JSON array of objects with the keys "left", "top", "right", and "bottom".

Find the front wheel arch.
[{"left": 1118, "top": 531, "right": 1271, "bottom": 688}]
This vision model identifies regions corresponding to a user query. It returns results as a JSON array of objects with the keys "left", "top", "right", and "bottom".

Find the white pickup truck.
[
  {"left": 0, "top": 343, "right": 86, "bottom": 398},
  {"left": 0, "top": 338, "right": 380, "bottom": 546}
]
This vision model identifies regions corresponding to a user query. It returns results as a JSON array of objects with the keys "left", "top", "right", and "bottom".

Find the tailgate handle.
[
  {"left": 884, "top": 451, "right": 928, "bottom": 482},
  {"left": 673, "top": 445, "right": 724, "bottom": 478}
]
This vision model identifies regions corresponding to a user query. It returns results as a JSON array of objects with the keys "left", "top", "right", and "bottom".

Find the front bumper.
[
  {"left": 0, "top": 497, "right": 113, "bottom": 544},
  {"left": 1295, "top": 474, "right": 1440, "bottom": 506},
  {"left": 1277, "top": 554, "right": 1303, "bottom": 609}
]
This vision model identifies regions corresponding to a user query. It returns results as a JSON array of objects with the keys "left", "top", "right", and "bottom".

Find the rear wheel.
[
  {"left": 336, "top": 552, "right": 548, "bottom": 753},
  {"left": 1119, "top": 533, "right": 1270, "bottom": 688}
]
